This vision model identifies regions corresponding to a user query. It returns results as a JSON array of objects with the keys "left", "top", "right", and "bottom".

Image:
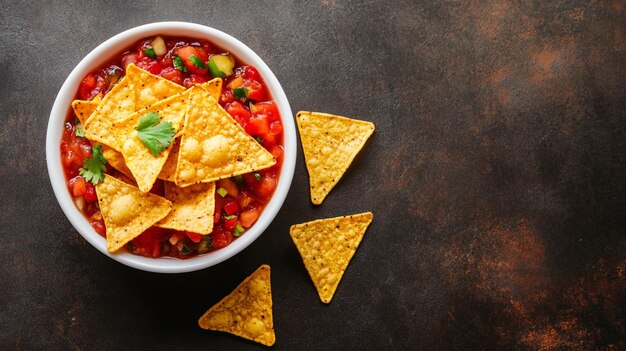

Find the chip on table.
[
  {"left": 296, "top": 111, "right": 375, "bottom": 205},
  {"left": 290, "top": 212, "right": 373, "bottom": 303},
  {"left": 198, "top": 265, "right": 275, "bottom": 346}
]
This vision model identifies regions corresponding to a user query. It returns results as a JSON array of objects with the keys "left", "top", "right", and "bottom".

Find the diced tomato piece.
[
  {"left": 218, "top": 178, "right": 239, "bottom": 197},
  {"left": 255, "top": 175, "right": 277, "bottom": 199},
  {"left": 220, "top": 89, "right": 234, "bottom": 104},
  {"left": 270, "top": 120, "right": 283, "bottom": 135},
  {"left": 71, "top": 176, "right": 86, "bottom": 197},
  {"left": 135, "top": 59, "right": 162, "bottom": 74},
  {"left": 252, "top": 101, "right": 280, "bottom": 122},
  {"left": 225, "top": 101, "right": 251, "bottom": 122},
  {"left": 224, "top": 217, "right": 238, "bottom": 231},
  {"left": 269, "top": 145, "right": 284, "bottom": 161},
  {"left": 249, "top": 115, "right": 270, "bottom": 136},
  {"left": 211, "top": 228, "right": 233, "bottom": 249},
  {"left": 177, "top": 46, "right": 209, "bottom": 75},
  {"left": 160, "top": 66, "right": 183, "bottom": 85},
  {"left": 78, "top": 74, "right": 97, "bottom": 100},
  {"left": 185, "top": 232, "right": 203, "bottom": 243},
  {"left": 132, "top": 227, "right": 168, "bottom": 258},
  {"left": 244, "top": 66, "right": 260, "bottom": 81},
  {"left": 214, "top": 211, "right": 221, "bottom": 224},
  {"left": 238, "top": 192, "right": 253, "bottom": 209},
  {"left": 244, "top": 80, "right": 265, "bottom": 101},
  {"left": 84, "top": 182, "right": 97, "bottom": 203},
  {"left": 92, "top": 220, "right": 106, "bottom": 237},
  {"left": 239, "top": 208, "right": 260, "bottom": 228},
  {"left": 183, "top": 74, "right": 208, "bottom": 88},
  {"left": 121, "top": 53, "right": 137, "bottom": 70},
  {"left": 223, "top": 200, "right": 240, "bottom": 215}
]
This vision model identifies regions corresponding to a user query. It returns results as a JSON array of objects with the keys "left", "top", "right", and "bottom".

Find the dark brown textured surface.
[{"left": 1, "top": 1, "right": 625, "bottom": 350}]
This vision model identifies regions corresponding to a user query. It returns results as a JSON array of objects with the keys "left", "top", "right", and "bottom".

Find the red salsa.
[{"left": 61, "top": 36, "right": 284, "bottom": 258}]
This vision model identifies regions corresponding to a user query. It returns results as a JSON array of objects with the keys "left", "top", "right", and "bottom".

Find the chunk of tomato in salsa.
[{"left": 65, "top": 35, "right": 284, "bottom": 259}]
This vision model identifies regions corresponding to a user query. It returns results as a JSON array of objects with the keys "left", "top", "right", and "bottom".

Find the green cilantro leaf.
[
  {"left": 189, "top": 54, "right": 207, "bottom": 70},
  {"left": 79, "top": 144, "right": 107, "bottom": 185},
  {"left": 143, "top": 46, "right": 156, "bottom": 59},
  {"left": 173, "top": 56, "right": 188, "bottom": 73},
  {"left": 135, "top": 112, "right": 175, "bottom": 156}
]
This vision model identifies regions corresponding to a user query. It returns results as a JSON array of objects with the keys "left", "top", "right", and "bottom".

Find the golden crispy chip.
[
  {"left": 157, "top": 139, "right": 180, "bottom": 181},
  {"left": 84, "top": 75, "right": 135, "bottom": 149},
  {"left": 290, "top": 212, "right": 373, "bottom": 303},
  {"left": 71, "top": 100, "right": 99, "bottom": 125},
  {"left": 198, "top": 265, "right": 275, "bottom": 346},
  {"left": 296, "top": 111, "right": 375, "bottom": 205},
  {"left": 155, "top": 181, "right": 215, "bottom": 234},
  {"left": 113, "top": 90, "right": 191, "bottom": 192},
  {"left": 70, "top": 99, "right": 134, "bottom": 181},
  {"left": 101, "top": 146, "right": 134, "bottom": 180},
  {"left": 175, "top": 90, "right": 276, "bottom": 187},
  {"left": 126, "top": 64, "right": 185, "bottom": 110},
  {"left": 200, "top": 78, "right": 222, "bottom": 100},
  {"left": 96, "top": 175, "right": 172, "bottom": 252}
]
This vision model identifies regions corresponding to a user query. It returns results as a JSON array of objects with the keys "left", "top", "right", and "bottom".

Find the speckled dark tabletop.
[{"left": 1, "top": 1, "right": 625, "bottom": 350}]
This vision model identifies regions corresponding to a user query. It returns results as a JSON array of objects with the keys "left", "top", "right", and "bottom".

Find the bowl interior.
[{"left": 46, "top": 22, "right": 296, "bottom": 273}]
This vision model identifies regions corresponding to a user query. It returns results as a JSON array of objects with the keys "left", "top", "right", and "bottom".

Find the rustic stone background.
[{"left": 1, "top": 1, "right": 624, "bottom": 350}]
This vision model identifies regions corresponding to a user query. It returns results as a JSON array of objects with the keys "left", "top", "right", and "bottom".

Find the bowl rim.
[{"left": 46, "top": 21, "right": 296, "bottom": 273}]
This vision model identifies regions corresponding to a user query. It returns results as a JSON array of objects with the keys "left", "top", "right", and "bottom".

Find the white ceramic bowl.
[{"left": 46, "top": 22, "right": 296, "bottom": 273}]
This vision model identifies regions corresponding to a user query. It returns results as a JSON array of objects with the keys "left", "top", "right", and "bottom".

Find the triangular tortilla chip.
[
  {"left": 157, "top": 139, "right": 180, "bottom": 181},
  {"left": 175, "top": 90, "right": 276, "bottom": 187},
  {"left": 155, "top": 181, "right": 215, "bottom": 234},
  {"left": 71, "top": 99, "right": 134, "bottom": 180},
  {"left": 159, "top": 79, "right": 223, "bottom": 180},
  {"left": 290, "top": 212, "right": 373, "bottom": 303},
  {"left": 101, "top": 146, "right": 134, "bottom": 180},
  {"left": 126, "top": 64, "right": 185, "bottom": 110},
  {"left": 96, "top": 175, "right": 172, "bottom": 252},
  {"left": 84, "top": 76, "right": 135, "bottom": 149},
  {"left": 200, "top": 78, "right": 222, "bottom": 100},
  {"left": 71, "top": 100, "right": 99, "bottom": 125},
  {"left": 113, "top": 90, "right": 191, "bottom": 192},
  {"left": 296, "top": 111, "right": 375, "bottom": 205},
  {"left": 198, "top": 265, "right": 275, "bottom": 346}
]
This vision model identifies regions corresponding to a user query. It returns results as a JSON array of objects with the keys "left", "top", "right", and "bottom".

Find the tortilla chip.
[
  {"left": 84, "top": 75, "right": 135, "bottom": 149},
  {"left": 175, "top": 90, "right": 276, "bottom": 187},
  {"left": 290, "top": 212, "right": 373, "bottom": 303},
  {"left": 71, "top": 100, "right": 99, "bottom": 125},
  {"left": 126, "top": 64, "right": 185, "bottom": 110},
  {"left": 198, "top": 265, "right": 275, "bottom": 346},
  {"left": 96, "top": 175, "right": 172, "bottom": 252},
  {"left": 101, "top": 146, "right": 134, "bottom": 180},
  {"left": 113, "top": 90, "right": 191, "bottom": 192},
  {"left": 155, "top": 181, "right": 215, "bottom": 234},
  {"left": 157, "top": 139, "right": 180, "bottom": 181},
  {"left": 296, "top": 111, "right": 375, "bottom": 205},
  {"left": 200, "top": 78, "right": 222, "bottom": 100}
]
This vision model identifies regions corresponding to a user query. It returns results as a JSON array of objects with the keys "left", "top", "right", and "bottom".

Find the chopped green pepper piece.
[
  {"left": 233, "top": 87, "right": 248, "bottom": 99},
  {"left": 254, "top": 172, "right": 262, "bottom": 181},
  {"left": 217, "top": 187, "right": 228, "bottom": 197},
  {"left": 143, "top": 47, "right": 156, "bottom": 59},
  {"left": 233, "top": 224, "right": 245, "bottom": 237},
  {"left": 223, "top": 214, "right": 237, "bottom": 220}
]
